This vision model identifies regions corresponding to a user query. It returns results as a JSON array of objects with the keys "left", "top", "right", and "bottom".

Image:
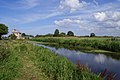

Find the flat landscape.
[{"left": 0, "top": 0, "right": 120, "bottom": 80}]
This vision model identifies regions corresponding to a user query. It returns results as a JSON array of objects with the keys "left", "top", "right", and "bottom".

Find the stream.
[{"left": 35, "top": 43, "right": 120, "bottom": 80}]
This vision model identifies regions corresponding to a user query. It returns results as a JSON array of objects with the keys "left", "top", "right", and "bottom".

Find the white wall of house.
[{"left": 12, "top": 29, "right": 22, "bottom": 39}]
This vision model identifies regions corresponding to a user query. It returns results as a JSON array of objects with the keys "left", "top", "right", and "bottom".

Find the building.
[{"left": 12, "top": 29, "right": 22, "bottom": 39}]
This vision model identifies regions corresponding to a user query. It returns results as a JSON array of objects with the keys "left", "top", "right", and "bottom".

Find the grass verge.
[{"left": 0, "top": 40, "right": 102, "bottom": 80}]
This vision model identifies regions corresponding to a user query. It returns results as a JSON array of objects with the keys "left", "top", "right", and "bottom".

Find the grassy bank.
[
  {"left": 31, "top": 37, "right": 120, "bottom": 53},
  {"left": 0, "top": 40, "right": 102, "bottom": 80}
]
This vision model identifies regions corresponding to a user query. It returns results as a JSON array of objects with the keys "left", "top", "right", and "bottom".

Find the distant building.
[{"left": 12, "top": 29, "right": 22, "bottom": 39}]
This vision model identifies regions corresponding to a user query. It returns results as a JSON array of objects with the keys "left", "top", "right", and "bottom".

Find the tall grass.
[
  {"left": 0, "top": 40, "right": 102, "bottom": 80},
  {"left": 27, "top": 41, "right": 101, "bottom": 80},
  {"left": 0, "top": 40, "right": 22, "bottom": 80}
]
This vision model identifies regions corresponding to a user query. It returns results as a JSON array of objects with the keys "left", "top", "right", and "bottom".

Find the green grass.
[
  {"left": 0, "top": 40, "right": 49, "bottom": 80},
  {"left": 0, "top": 40, "right": 102, "bottom": 80},
  {"left": 31, "top": 37, "right": 120, "bottom": 53},
  {"left": 0, "top": 40, "right": 22, "bottom": 80}
]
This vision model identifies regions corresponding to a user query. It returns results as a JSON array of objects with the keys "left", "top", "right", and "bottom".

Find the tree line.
[
  {"left": 53, "top": 29, "right": 74, "bottom": 37},
  {"left": 0, "top": 23, "right": 101, "bottom": 39},
  {"left": 36, "top": 29, "right": 75, "bottom": 37},
  {"left": 36, "top": 29, "right": 96, "bottom": 37}
]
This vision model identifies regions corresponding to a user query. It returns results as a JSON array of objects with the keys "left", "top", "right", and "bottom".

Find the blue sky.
[{"left": 0, "top": 0, "right": 120, "bottom": 36}]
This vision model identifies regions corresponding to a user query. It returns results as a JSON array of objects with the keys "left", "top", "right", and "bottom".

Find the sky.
[{"left": 0, "top": 0, "right": 120, "bottom": 36}]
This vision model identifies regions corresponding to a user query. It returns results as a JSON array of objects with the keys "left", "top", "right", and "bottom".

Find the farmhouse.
[
  {"left": 12, "top": 29, "right": 33, "bottom": 39},
  {"left": 12, "top": 29, "right": 22, "bottom": 39}
]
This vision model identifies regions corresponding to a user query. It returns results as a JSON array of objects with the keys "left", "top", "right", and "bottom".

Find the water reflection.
[
  {"left": 38, "top": 44, "right": 120, "bottom": 79},
  {"left": 94, "top": 54, "right": 107, "bottom": 64}
]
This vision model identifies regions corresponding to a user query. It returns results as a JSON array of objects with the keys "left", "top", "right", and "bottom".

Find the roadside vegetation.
[{"left": 0, "top": 40, "right": 102, "bottom": 80}]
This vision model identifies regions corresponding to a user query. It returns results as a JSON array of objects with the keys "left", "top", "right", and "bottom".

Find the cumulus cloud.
[
  {"left": 94, "top": 11, "right": 120, "bottom": 28},
  {"left": 59, "top": 0, "right": 88, "bottom": 12},
  {"left": 94, "top": 12, "right": 107, "bottom": 21},
  {"left": 54, "top": 18, "right": 97, "bottom": 32},
  {"left": 54, "top": 11, "right": 120, "bottom": 35},
  {"left": 54, "top": 19, "right": 81, "bottom": 27},
  {"left": 94, "top": 11, "right": 120, "bottom": 21}
]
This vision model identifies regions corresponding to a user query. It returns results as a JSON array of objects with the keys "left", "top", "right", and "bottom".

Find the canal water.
[{"left": 36, "top": 43, "right": 120, "bottom": 80}]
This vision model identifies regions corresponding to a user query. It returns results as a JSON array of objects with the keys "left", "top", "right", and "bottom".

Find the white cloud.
[
  {"left": 54, "top": 18, "right": 96, "bottom": 31},
  {"left": 94, "top": 11, "right": 120, "bottom": 21},
  {"left": 94, "top": 12, "right": 107, "bottom": 21},
  {"left": 112, "top": 12, "right": 120, "bottom": 20},
  {"left": 59, "top": 0, "right": 88, "bottom": 12},
  {"left": 117, "top": 21, "right": 120, "bottom": 26},
  {"left": 54, "top": 19, "right": 81, "bottom": 27},
  {"left": 94, "top": 11, "right": 120, "bottom": 28},
  {"left": 54, "top": 13, "right": 120, "bottom": 36}
]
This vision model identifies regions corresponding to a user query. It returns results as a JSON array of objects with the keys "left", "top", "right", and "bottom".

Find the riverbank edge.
[
  {"left": 0, "top": 40, "right": 102, "bottom": 80},
  {"left": 31, "top": 41, "right": 118, "bottom": 54},
  {"left": 30, "top": 41, "right": 120, "bottom": 60},
  {"left": 31, "top": 37, "right": 120, "bottom": 53}
]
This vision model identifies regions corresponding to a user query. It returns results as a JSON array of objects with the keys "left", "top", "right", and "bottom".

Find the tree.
[
  {"left": 29, "top": 35, "right": 34, "bottom": 37},
  {"left": 67, "top": 31, "right": 74, "bottom": 36},
  {"left": 90, "top": 33, "right": 95, "bottom": 37},
  {"left": 45, "top": 34, "right": 53, "bottom": 37},
  {"left": 59, "top": 32, "right": 66, "bottom": 37},
  {"left": 35, "top": 35, "right": 43, "bottom": 37},
  {"left": 60, "top": 32, "right": 66, "bottom": 35},
  {"left": 0, "top": 24, "right": 8, "bottom": 40},
  {"left": 22, "top": 33, "right": 26, "bottom": 37},
  {"left": 53, "top": 29, "right": 59, "bottom": 37},
  {"left": 8, "top": 34, "right": 17, "bottom": 40}
]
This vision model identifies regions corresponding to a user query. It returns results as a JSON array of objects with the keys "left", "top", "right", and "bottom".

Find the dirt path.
[{"left": 18, "top": 50, "right": 49, "bottom": 80}]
